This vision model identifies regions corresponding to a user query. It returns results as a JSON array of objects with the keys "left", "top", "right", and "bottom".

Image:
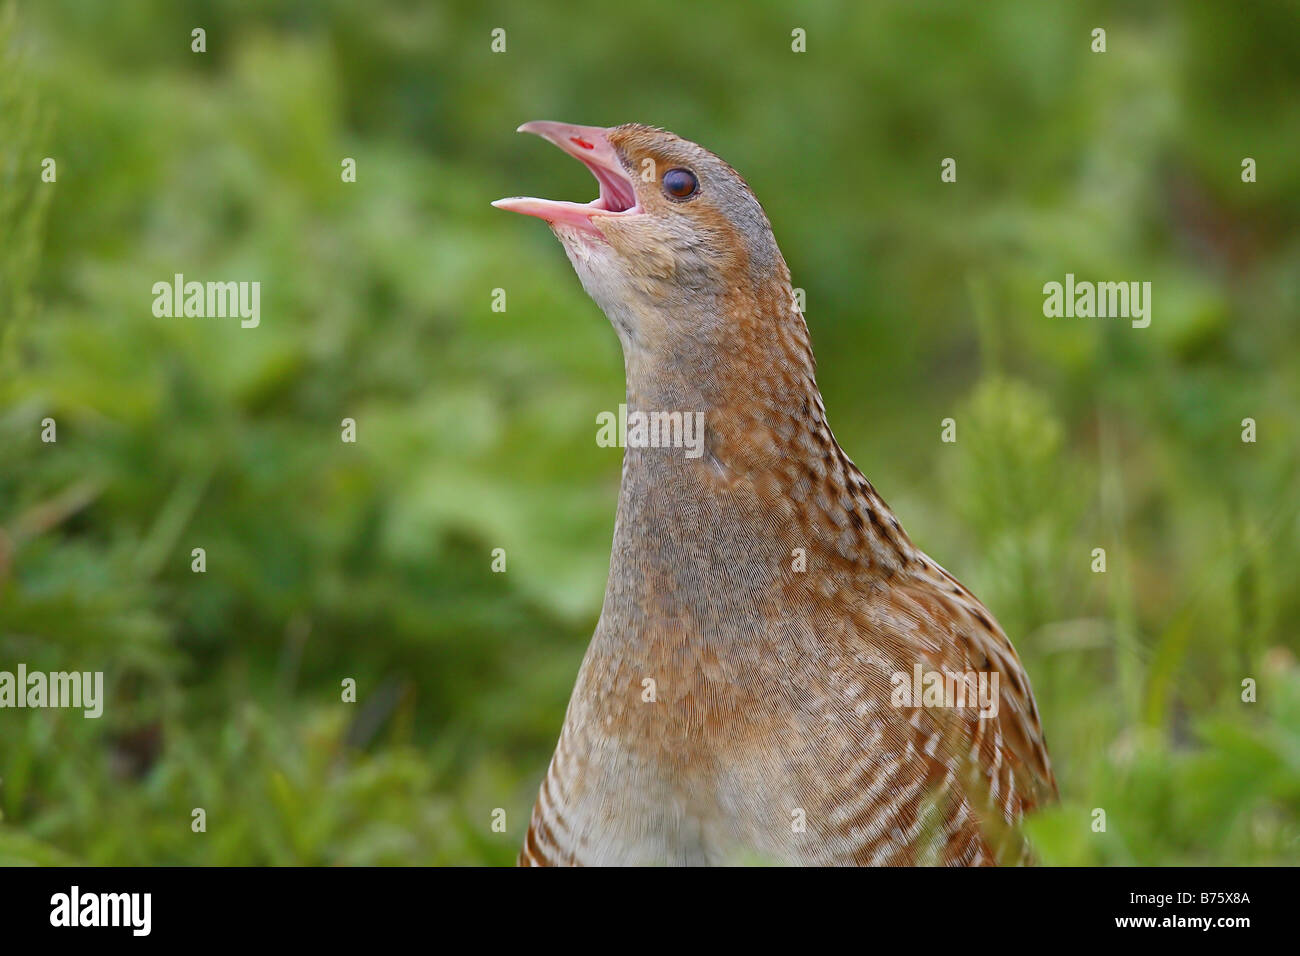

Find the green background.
[{"left": 1, "top": 0, "right": 1298, "bottom": 864}]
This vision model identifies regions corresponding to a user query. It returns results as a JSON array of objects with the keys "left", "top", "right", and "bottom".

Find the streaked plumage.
[{"left": 497, "top": 122, "right": 1055, "bottom": 866}]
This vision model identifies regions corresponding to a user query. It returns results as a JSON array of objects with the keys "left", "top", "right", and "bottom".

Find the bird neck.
[
  {"left": 620, "top": 274, "right": 818, "bottom": 450},
  {"left": 598, "top": 278, "right": 916, "bottom": 644}
]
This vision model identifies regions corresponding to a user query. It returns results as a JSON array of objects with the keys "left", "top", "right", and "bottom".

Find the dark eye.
[{"left": 662, "top": 167, "right": 699, "bottom": 200}]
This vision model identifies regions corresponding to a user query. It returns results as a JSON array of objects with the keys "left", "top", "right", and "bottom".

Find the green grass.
[{"left": 1, "top": 0, "right": 1298, "bottom": 865}]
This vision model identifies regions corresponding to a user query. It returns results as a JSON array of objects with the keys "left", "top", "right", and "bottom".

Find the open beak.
[{"left": 492, "top": 121, "right": 641, "bottom": 236}]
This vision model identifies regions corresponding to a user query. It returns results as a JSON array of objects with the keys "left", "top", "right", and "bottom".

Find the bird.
[{"left": 494, "top": 121, "right": 1056, "bottom": 866}]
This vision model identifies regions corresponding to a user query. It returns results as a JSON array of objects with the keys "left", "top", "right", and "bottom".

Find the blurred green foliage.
[{"left": 1, "top": 0, "right": 1297, "bottom": 865}]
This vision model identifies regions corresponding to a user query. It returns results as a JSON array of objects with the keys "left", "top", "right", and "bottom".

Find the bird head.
[{"left": 494, "top": 123, "right": 794, "bottom": 369}]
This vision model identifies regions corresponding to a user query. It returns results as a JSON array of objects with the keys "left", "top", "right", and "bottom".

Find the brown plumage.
[{"left": 495, "top": 122, "right": 1056, "bottom": 866}]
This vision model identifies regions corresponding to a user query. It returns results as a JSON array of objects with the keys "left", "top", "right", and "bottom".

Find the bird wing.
[{"left": 857, "top": 557, "right": 1056, "bottom": 864}]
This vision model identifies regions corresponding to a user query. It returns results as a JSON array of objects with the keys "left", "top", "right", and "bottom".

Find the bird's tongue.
[{"left": 493, "top": 121, "right": 640, "bottom": 234}]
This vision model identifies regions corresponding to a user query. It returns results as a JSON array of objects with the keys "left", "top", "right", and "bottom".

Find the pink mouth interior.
[
  {"left": 587, "top": 153, "right": 637, "bottom": 212},
  {"left": 493, "top": 128, "right": 641, "bottom": 234}
]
